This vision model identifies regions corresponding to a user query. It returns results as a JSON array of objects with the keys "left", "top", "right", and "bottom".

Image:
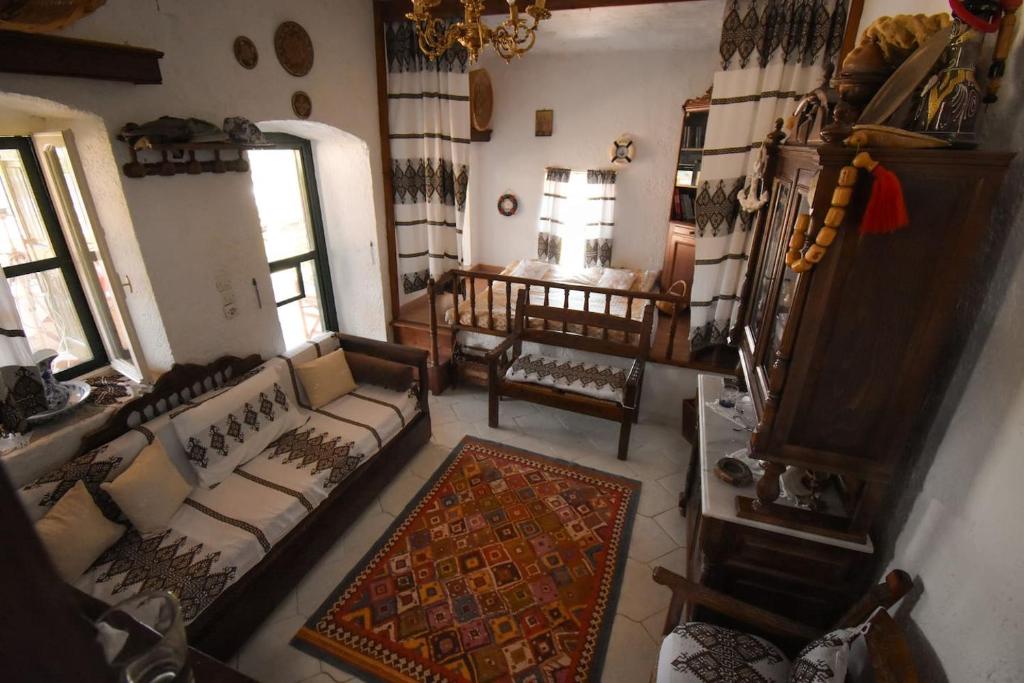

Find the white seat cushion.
[
  {"left": 657, "top": 622, "right": 791, "bottom": 683},
  {"left": 504, "top": 353, "right": 628, "bottom": 404}
]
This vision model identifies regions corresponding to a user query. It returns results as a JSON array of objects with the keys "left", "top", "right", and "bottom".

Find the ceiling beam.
[{"left": 376, "top": 0, "right": 702, "bottom": 22}]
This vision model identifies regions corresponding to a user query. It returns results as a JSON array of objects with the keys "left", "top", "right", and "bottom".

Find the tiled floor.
[{"left": 235, "top": 386, "right": 691, "bottom": 683}]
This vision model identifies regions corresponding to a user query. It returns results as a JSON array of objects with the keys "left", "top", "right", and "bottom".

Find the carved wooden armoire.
[{"left": 685, "top": 140, "right": 1012, "bottom": 628}]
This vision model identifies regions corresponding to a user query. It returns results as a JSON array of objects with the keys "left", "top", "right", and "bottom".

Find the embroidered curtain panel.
[
  {"left": 0, "top": 271, "right": 46, "bottom": 435},
  {"left": 386, "top": 22, "right": 470, "bottom": 301},
  {"left": 689, "top": 0, "right": 848, "bottom": 353},
  {"left": 584, "top": 170, "right": 616, "bottom": 267},
  {"left": 536, "top": 167, "right": 571, "bottom": 264}
]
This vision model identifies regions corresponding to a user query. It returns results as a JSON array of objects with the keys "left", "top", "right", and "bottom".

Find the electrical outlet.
[{"left": 223, "top": 302, "right": 239, "bottom": 319}]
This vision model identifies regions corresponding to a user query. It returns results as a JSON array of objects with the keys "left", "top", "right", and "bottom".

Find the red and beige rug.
[{"left": 293, "top": 436, "right": 641, "bottom": 682}]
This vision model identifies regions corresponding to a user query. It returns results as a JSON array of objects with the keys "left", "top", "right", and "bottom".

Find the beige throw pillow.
[
  {"left": 295, "top": 349, "right": 357, "bottom": 409},
  {"left": 101, "top": 440, "right": 193, "bottom": 533},
  {"left": 35, "top": 480, "right": 125, "bottom": 582}
]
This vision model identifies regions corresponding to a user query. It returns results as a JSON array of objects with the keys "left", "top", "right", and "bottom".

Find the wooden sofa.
[
  {"left": 41, "top": 333, "right": 430, "bottom": 660},
  {"left": 486, "top": 289, "right": 654, "bottom": 460}
]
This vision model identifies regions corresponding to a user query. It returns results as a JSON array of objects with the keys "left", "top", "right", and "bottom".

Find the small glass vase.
[{"left": 95, "top": 591, "right": 191, "bottom": 683}]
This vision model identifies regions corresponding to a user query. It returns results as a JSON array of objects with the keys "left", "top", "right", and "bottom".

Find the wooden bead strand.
[{"left": 788, "top": 160, "right": 860, "bottom": 273}]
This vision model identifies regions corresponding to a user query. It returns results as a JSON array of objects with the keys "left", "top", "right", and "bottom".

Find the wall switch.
[{"left": 223, "top": 302, "right": 239, "bottom": 319}]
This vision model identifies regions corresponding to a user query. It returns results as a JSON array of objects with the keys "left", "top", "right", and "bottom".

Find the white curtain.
[
  {"left": 689, "top": 0, "right": 848, "bottom": 352},
  {"left": 0, "top": 271, "right": 45, "bottom": 435},
  {"left": 386, "top": 22, "right": 470, "bottom": 302},
  {"left": 584, "top": 170, "right": 616, "bottom": 267},
  {"left": 536, "top": 167, "right": 571, "bottom": 264}
]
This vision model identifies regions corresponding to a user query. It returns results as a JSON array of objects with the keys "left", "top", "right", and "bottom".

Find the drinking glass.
[{"left": 95, "top": 590, "right": 190, "bottom": 683}]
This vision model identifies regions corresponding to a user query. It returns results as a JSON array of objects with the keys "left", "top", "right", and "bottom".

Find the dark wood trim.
[
  {"left": 839, "top": 0, "right": 865, "bottom": 68},
  {"left": 0, "top": 30, "right": 163, "bottom": 84},
  {"left": 374, "top": 2, "right": 401, "bottom": 330},
  {"left": 376, "top": 0, "right": 705, "bottom": 22}
]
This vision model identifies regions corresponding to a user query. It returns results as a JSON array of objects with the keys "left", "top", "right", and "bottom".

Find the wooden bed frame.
[
  {"left": 72, "top": 333, "right": 431, "bottom": 660},
  {"left": 427, "top": 267, "right": 688, "bottom": 378}
]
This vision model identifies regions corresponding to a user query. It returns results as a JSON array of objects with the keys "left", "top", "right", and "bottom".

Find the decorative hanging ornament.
[
  {"left": 497, "top": 193, "right": 518, "bottom": 216},
  {"left": 610, "top": 135, "right": 634, "bottom": 165}
]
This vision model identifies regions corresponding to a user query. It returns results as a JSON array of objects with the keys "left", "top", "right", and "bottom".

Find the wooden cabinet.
[
  {"left": 661, "top": 95, "right": 709, "bottom": 295},
  {"left": 661, "top": 221, "right": 695, "bottom": 297},
  {"left": 732, "top": 143, "right": 1013, "bottom": 543}
]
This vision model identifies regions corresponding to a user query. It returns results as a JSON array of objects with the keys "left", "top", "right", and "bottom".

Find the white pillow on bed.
[
  {"left": 509, "top": 260, "right": 551, "bottom": 280},
  {"left": 172, "top": 363, "right": 305, "bottom": 487},
  {"left": 597, "top": 268, "right": 635, "bottom": 290}
]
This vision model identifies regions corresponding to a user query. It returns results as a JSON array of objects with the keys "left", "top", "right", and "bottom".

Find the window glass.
[
  {"left": 276, "top": 260, "right": 323, "bottom": 350},
  {"left": 249, "top": 149, "right": 314, "bottom": 262},
  {"left": 558, "top": 171, "right": 589, "bottom": 269},
  {"left": 8, "top": 268, "right": 92, "bottom": 372},
  {"left": 0, "top": 149, "right": 56, "bottom": 264}
]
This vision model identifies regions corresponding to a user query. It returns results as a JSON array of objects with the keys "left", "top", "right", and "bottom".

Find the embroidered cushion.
[
  {"left": 35, "top": 480, "right": 126, "bottom": 581},
  {"left": 172, "top": 363, "right": 304, "bottom": 488},
  {"left": 294, "top": 349, "right": 356, "bottom": 409},
  {"left": 101, "top": 440, "right": 193, "bottom": 533},
  {"left": 17, "top": 428, "right": 152, "bottom": 523},
  {"left": 657, "top": 622, "right": 790, "bottom": 683},
  {"left": 789, "top": 627, "right": 861, "bottom": 683},
  {"left": 505, "top": 353, "right": 628, "bottom": 404}
]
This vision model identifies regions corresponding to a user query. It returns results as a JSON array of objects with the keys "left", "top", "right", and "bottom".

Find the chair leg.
[
  {"left": 489, "top": 388, "right": 499, "bottom": 428},
  {"left": 618, "top": 412, "right": 633, "bottom": 460}
]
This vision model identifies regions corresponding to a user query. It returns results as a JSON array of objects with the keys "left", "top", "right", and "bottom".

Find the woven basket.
[
  {"left": 656, "top": 280, "right": 689, "bottom": 315},
  {"left": 0, "top": 0, "right": 106, "bottom": 32}
]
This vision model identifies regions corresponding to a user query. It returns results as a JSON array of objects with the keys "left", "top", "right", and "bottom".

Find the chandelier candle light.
[{"left": 406, "top": 0, "right": 552, "bottom": 63}]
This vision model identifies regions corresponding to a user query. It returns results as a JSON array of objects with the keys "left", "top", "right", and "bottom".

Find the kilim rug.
[{"left": 292, "top": 436, "right": 641, "bottom": 682}]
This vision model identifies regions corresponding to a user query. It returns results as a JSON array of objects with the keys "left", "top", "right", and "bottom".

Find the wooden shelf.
[
  {"left": 121, "top": 140, "right": 270, "bottom": 178},
  {"left": 0, "top": 30, "right": 163, "bottom": 84}
]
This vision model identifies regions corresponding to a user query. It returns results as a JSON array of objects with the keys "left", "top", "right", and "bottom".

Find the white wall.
[
  {"left": 854, "top": 3, "right": 1024, "bottom": 680},
  {"left": 0, "top": 0, "right": 388, "bottom": 372},
  {"left": 467, "top": 47, "right": 718, "bottom": 271}
]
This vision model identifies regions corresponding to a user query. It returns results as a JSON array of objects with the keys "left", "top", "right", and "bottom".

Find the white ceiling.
[{"left": 485, "top": 1, "right": 725, "bottom": 55}]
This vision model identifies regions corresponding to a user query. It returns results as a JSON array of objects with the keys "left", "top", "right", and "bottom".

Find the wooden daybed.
[{"left": 49, "top": 333, "right": 431, "bottom": 660}]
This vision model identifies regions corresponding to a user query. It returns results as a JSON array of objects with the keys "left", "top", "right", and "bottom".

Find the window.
[
  {"left": 559, "top": 171, "right": 590, "bottom": 269},
  {"left": 0, "top": 137, "right": 107, "bottom": 378},
  {"left": 249, "top": 134, "right": 337, "bottom": 350}
]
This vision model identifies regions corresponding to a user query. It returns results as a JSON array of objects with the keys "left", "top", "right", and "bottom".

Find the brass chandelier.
[{"left": 405, "top": 0, "right": 552, "bottom": 64}]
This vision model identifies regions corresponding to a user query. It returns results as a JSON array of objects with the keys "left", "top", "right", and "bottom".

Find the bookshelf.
[{"left": 661, "top": 93, "right": 710, "bottom": 296}]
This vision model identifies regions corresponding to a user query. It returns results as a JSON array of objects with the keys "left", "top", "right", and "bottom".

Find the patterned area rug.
[{"left": 293, "top": 436, "right": 641, "bottom": 682}]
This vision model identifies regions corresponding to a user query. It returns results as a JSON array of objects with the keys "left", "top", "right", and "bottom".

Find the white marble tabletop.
[{"left": 698, "top": 373, "right": 874, "bottom": 554}]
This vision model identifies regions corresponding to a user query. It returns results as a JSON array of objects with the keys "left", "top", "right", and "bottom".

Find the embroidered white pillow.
[
  {"left": 35, "top": 480, "right": 126, "bottom": 582},
  {"left": 101, "top": 440, "right": 193, "bottom": 533},
  {"left": 172, "top": 363, "right": 303, "bottom": 487},
  {"left": 509, "top": 260, "right": 550, "bottom": 280},
  {"left": 789, "top": 627, "right": 861, "bottom": 683},
  {"left": 17, "top": 429, "right": 151, "bottom": 522},
  {"left": 596, "top": 268, "right": 635, "bottom": 290}
]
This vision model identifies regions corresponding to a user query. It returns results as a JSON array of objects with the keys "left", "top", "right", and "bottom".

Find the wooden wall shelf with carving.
[{"left": 121, "top": 141, "right": 271, "bottom": 178}]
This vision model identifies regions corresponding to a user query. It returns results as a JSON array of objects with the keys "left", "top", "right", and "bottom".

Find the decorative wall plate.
[
  {"left": 275, "top": 21, "right": 314, "bottom": 77},
  {"left": 610, "top": 135, "right": 635, "bottom": 164},
  {"left": 470, "top": 68, "right": 493, "bottom": 132},
  {"left": 292, "top": 91, "right": 312, "bottom": 119},
  {"left": 497, "top": 193, "right": 518, "bottom": 216},
  {"left": 233, "top": 35, "right": 258, "bottom": 69}
]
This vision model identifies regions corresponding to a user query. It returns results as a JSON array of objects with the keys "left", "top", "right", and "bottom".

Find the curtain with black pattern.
[
  {"left": 536, "top": 167, "right": 571, "bottom": 264},
  {"left": 386, "top": 22, "right": 471, "bottom": 303},
  {"left": 0, "top": 271, "right": 46, "bottom": 435},
  {"left": 584, "top": 170, "right": 616, "bottom": 267},
  {"left": 689, "top": 0, "right": 848, "bottom": 353}
]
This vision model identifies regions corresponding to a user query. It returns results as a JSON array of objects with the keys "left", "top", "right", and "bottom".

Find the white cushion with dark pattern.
[
  {"left": 657, "top": 622, "right": 791, "bottom": 683},
  {"left": 789, "top": 627, "right": 860, "bottom": 683},
  {"left": 504, "top": 353, "right": 627, "bottom": 404}
]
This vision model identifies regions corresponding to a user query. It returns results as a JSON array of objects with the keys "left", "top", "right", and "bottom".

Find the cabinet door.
[
  {"left": 662, "top": 222, "right": 695, "bottom": 297},
  {"left": 743, "top": 178, "right": 793, "bottom": 355}
]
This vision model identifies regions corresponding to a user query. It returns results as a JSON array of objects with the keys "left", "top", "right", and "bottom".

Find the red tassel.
[{"left": 858, "top": 160, "right": 909, "bottom": 234}]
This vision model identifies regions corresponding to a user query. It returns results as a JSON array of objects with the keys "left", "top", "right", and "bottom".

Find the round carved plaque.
[
  {"left": 292, "top": 91, "right": 312, "bottom": 119},
  {"left": 233, "top": 35, "right": 258, "bottom": 69},
  {"left": 274, "top": 21, "right": 314, "bottom": 77},
  {"left": 470, "top": 69, "right": 493, "bottom": 132}
]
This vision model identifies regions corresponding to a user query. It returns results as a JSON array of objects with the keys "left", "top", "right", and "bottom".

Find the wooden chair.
[
  {"left": 486, "top": 288, "right": 654, "bottom": 460},
  {"left": 651, "top": 566, "right": 918, "bottom": 682}
]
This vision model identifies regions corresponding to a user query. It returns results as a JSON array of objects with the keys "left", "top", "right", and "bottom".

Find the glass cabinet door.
[
  {"left": 745, "top": 178, "right": 792, "bottom": 350},
  {"left": 763, "top": 190, "right": 809, "bottom": 375}
]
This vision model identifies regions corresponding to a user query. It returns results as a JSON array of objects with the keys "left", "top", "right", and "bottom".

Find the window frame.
[
  {"left": 0, "top": 136, "right": 108, "bottom": 379},
  {"left": 256, "top": 133, "right": 338, "bottom": 335}
]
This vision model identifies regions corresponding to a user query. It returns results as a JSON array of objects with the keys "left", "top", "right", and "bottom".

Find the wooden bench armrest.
[
  {"left": 651, "top": 566, "right": 820, "bottom": 642},
  {"left": 335, "top": 333, "right": 429, "bottom": 411},
  {"left": 486, "top": 331, "right": 522, "bottom": 367}
]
